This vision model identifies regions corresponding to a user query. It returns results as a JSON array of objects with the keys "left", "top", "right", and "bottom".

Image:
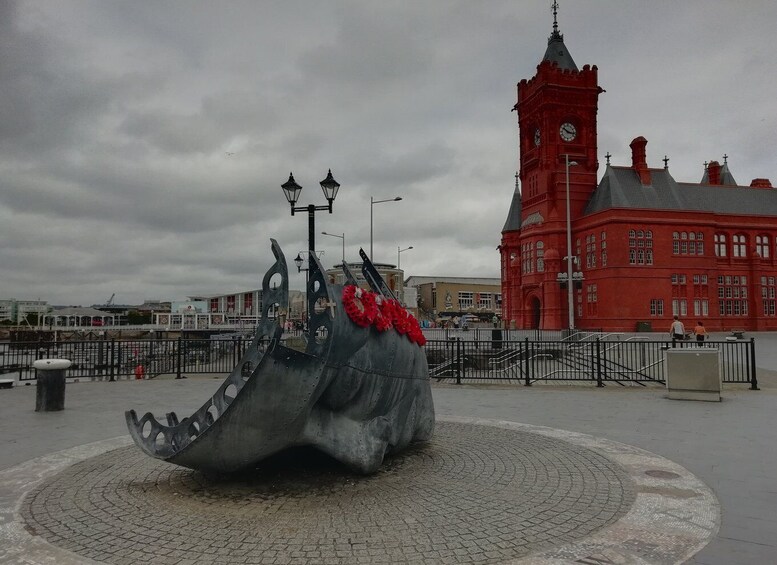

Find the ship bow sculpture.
[{"left": 126, "top": 240, "right": 434, "bottom": 474}]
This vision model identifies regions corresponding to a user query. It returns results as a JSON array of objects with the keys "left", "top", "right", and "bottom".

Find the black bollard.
[
  {"left": 33, "top": 359, "right": 71, "bottom": 412},
  {"left": 491, "top": 328, "right": 503, "bottom": 350}
]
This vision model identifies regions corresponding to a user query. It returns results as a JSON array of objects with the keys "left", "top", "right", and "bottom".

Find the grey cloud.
[{"left": 2, "top": 1, "right": 776, "bottom": 305}]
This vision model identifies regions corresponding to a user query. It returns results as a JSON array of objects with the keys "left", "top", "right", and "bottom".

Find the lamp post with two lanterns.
[{"left": 281, "top": 170, "right": 341, "bottom": 328}]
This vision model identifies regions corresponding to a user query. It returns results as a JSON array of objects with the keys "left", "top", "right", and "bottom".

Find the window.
[
  {"left": 479, "top": 293, "right": 492, "bottom": 309},
  {"left": 650, "top": 299, "right": 664, "bottom": 316},
  {"left": 732, "top": 234, "right": 746, "bottom": 257},
  {"left": 629, "top": 228, "right": 653, "bottom": 265},
  {"left": 672, "top": 231, "right": 704, "bottom": 255},
  {"left": 714, "top": 233, "right": 727, "bottom": 257},
  {"left": 586, "top": 284, "right": 598, "bottom": 316},
  {"left": 718, "top": 275, "right": 748, "bottom": 317},
  {"left": 458, "top": 291, "right": 473, "bottom": 310},
  {"left": 762, "top": 277, "right": 776, "bottom": 316},
  {"left": 521, "top": 241, "right": 536, "bottom": 274},
  {"left": 756, "top": 235, "right": 770, "bottom": 258},
  {"left": 585, "top": 234, "right": 596, "bottom": 268},
  {"left": 536, "top": 241, "right": 544, "bottom": 272},
  {"left": 693, "top": 299, "right": 710, "bottom": 317}
]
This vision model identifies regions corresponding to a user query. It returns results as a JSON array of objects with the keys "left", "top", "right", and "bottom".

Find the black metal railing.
[
  {"left": 0, "top": 335, "right": 758, "bottom": 389},
  {"left": 426, "top": 337, "right": 758, "bottom": 389},
  {"left": 1, "top": 338, "right": 253, "bottom": 382}
]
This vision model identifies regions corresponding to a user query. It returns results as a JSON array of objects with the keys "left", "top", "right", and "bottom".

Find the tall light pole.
[
  {"left": 370, "top": 196, "right": 402, "bottom": 260},
  {"left": 321, "top": 231, "right": 345, "bottom": 263},
  {"left": 397, "top": 246, "right": 413, "bottom": 270},
  {"left": 398, "top": 246, "right": 413, "bottom": 305},
  {"left": 281, "top": 169, "right": 340, "bottom": 329},
  {"left": 564, "top": 155, "right": 578, "bottom": 332}
]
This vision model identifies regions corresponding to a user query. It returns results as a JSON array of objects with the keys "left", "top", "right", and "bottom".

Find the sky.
[{"left": 2, "top": 1, "right": 776, "bottom": 306}]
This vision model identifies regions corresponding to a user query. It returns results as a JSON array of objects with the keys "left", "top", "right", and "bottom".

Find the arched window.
[
  {"left": 536, "top": 241, "right": 544, "bottom": 272},
  {"left": 756, "top": 235, "right": 770, "bottom": 258},
  {"left": 714, "top": 233, "right": 727, "bottom": 257},
  {"left": 733, "top": 234, "right": 746, "bottom": 257}
]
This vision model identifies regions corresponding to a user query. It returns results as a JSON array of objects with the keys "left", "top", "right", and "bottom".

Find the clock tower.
[{"left": 501, "top": 1, "right": 603, "bottom": 329}]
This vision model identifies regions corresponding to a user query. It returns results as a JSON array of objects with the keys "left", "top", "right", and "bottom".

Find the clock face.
[
  {"left": 560, "top": 122, "right": 577, "bottom": 142},
  {"left": 533, "top": 128, "right": 541, "bottom": 146}
]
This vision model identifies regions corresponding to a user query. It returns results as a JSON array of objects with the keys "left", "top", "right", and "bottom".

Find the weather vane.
[{"left": 552, "top": 1, "right": 559, "bottom": 34}]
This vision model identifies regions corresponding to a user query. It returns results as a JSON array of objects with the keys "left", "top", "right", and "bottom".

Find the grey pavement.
[{"left": 2, "top": 334, "right": 777, "bottom": 564}]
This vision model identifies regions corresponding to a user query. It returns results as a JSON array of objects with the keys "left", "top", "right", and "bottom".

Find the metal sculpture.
[{"left": 125, "top": 240, "right": 434, "bottom": 474}]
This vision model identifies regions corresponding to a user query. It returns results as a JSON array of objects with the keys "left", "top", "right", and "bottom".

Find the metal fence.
[
  {"left": 0, "top": 333, "right": 758, "bottom": 389},
  {"left": 0, "top": 338, "right": 253, "bottom": 382},
  {"left": 426, "top": 335, "right": 758, "bottom": 388}
]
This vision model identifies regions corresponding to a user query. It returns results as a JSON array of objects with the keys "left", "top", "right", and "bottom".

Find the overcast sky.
[{"left": 2, "top": 1, "right": 776, "bottom": 306}]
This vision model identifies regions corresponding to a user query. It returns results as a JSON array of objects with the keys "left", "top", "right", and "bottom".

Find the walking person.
[
  {"left": 693, "top": 321, "right": 708, "bottom": 345},
  {"left": 669, "top": 315, "right": 685, "bottom": 348}
]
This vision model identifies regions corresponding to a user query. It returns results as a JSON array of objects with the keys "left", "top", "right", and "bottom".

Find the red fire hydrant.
[{"left": 134, "top": 365, "right": 145, "bottom": 380}]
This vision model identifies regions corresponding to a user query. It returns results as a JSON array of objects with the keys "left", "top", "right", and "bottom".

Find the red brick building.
[{"left": 500, "top": 10, "right": 776, "bottom": 332}]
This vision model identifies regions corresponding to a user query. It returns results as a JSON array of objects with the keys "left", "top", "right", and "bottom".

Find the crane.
[{"left": 106, "top": 293, "right": 115, "bottom": 306}]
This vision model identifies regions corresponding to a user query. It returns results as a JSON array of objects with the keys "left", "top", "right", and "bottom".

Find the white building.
[{"left": 0, "top": 299, "right": 49, "bottom": 324}]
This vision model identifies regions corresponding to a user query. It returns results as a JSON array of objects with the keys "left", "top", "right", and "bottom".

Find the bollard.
[{"left": 33, "top": 358, "right": 71, "bottom": 412}]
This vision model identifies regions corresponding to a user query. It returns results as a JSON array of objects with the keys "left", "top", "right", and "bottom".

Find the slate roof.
[
  {"left": 585, "top": 166, "right": 777, "bottom": 217},
  {"left": 543, "top": 31, "right": 578, "bottom": 71},
  {"left": 700, "top": 163, "right": 738, "bottom": 186},
  {"left": 502, "top": 181, "right": 523, "bottom": 232}
]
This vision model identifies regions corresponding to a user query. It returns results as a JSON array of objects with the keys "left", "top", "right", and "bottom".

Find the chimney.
[
  {"left": 750, "top": 178, "right": 773, "bottom": 189},
  {"left": 630, "top": 136, "right": 651, "bottom": 185},
  {"left": 707, "top": 161, "right": 722, "bottom": 185}
]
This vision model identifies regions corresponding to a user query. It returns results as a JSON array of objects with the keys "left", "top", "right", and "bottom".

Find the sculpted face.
[{"left": 126, "top": 240, "right": 434, "bottom": 474}]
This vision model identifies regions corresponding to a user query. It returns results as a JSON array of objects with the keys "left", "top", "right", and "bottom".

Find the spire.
[
  {"left": 542, "top": 1, "right": 578, "bottom": 71},
  {"left": 502, "top": 172, "right": 523, "bottom": 232}
]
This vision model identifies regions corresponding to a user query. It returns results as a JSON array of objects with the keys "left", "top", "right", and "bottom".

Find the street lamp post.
[
  {"left": 397, "top": 245, "right": 413, "bottom": 271},
  {"left": 321, "top": 231, "right": 345, "bottom": 264},
  {"left": 397, "top": 245, "right": 413, "bottom": 305},
  {"left": 370, "top": 196, "right": 402, "bottom": 260},
  {"left": 564, "top": 155, "right": 578, "bottom": 332},
  {"left": 282, "top": 170, "right": 340, "bottom": 328}
]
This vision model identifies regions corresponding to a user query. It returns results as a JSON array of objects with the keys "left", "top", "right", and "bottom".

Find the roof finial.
[
  {"left": 703, "top": 160, "right": 708, "bottom": 171},
  {"left": 663, "top": 155, "right": 669, "bottom": 169},
  {"left": 515, "top": 171, "right": 521, "bottom": 194},
  {"left": 723, "top": 153, "right": 728, "bottom": 165},
  {"left": 605, "top": 152, "right": 611, "bottom": 166},
  {"left": 552, "top": 0, "right": 559, "bottom": 35}
]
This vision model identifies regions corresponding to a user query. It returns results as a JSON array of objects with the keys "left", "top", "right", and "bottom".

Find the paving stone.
[{"left": 19, "top": 421, "right": 635, "bottom": 564}]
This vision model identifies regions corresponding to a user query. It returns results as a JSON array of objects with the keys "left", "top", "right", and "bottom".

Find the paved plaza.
[{"left": 2, "top": 334, "right": 777, "bottom": 563}]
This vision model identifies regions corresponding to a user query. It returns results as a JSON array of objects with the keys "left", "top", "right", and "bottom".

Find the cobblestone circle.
[{"left": 21, "top": 422, "right": 635, "bottom": 564}]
